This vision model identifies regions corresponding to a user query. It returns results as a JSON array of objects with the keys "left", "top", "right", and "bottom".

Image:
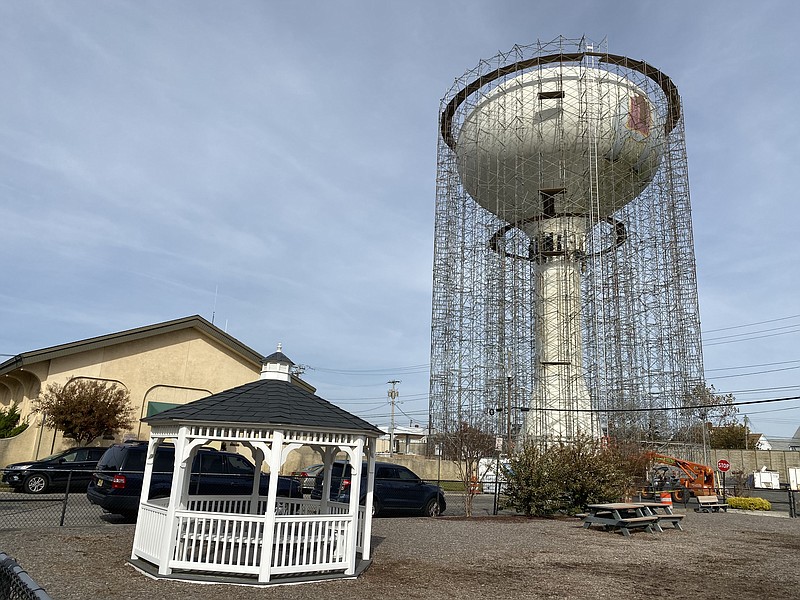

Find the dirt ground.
[{"left": 3, "top": 509, "right": 799, "bottom": 599}]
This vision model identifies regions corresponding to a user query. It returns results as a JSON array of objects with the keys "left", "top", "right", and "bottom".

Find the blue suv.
[
  {"left": 87, "top": 441, "right": 301, "bottom": 518},
  {"left": 311, "top": 461, "right": 446, "bottom": 517}
]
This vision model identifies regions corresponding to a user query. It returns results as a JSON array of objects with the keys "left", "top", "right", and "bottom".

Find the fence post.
[
  {"left": 59, "top": 471, "right": 73, "bottom": 526},
  {"left": 788, "top": 488, "right": 796, "bottom": 519}
]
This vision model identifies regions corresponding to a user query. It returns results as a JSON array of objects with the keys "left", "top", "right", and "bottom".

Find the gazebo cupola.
[{"left": 260, "top": 343, "right": 294, "bottom": 382}]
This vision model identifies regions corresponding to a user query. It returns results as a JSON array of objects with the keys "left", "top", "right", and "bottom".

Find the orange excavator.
[{"left": 646, "top": 452, "right": 716, "bottom": 502}]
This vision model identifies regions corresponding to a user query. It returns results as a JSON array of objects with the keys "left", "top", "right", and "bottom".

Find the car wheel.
[
  {"left": 371, "top": 499, "right": 381, "bottom": 518},
  {"left": 423, "top": 497, "right": 442, "bottom": 517},
  {"left": 23, "top": 474, "right": 49, "bottom": 494}
]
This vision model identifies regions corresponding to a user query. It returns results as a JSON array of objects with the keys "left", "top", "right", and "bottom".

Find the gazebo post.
[
  {"left": 320, "top": 446, "right": 338, "bottom": 514},
  {"left": 244, "top": 442, "right": 264, "bottom": 515},
  {"left": 157, "top": 425, "right": 189, "bottom": 575},
  {"left": 257, "top": 430, "right": 283, "bottom": 583},
  {"left": 343, "top": 438, "right": 364, "bottom": 575},
  {"left": 361, "top": 437, "right": 377, "bottom": 561},
  {"left": 131, "top": 436, "right": 160, "bottom": 561}
]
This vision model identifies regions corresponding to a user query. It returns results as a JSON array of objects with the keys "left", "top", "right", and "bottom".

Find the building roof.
[
  {"left": 142, "top": 378, "right": 381, "bottom": 435},
  {"left": 0, "top": 315, "right": 264, "bottom": 376}
]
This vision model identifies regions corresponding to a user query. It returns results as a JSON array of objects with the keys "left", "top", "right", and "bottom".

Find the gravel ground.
[{"left": 3, "top": 509, "right": 799, "bottom": 599}]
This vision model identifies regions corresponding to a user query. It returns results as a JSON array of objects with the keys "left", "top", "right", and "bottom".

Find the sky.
[{"left": 2, "top": 1, "right": 800, "bottom": 440}]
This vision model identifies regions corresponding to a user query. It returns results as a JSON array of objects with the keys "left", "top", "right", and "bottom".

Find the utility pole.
[
  {"left": 744, "top": 415, "right": 749, "bottom": 450},
  {"left": 388, "top": 380, "right": 400, "bottom": 457}
]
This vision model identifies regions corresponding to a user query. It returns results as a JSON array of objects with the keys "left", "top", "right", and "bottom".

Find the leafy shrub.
[
  {"left": 0, "top": 403, "right": 28, "bottom": 438},
  {"left": 504, "top": 435, "right": 637, "bottom": 516},
  {"left": 727, "top": 496, "right": 771, "bottom": 511}
]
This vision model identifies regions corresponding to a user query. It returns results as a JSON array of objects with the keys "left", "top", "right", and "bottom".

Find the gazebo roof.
[{"left": 142, "top": 378, "right": 381, "bottom": 435}]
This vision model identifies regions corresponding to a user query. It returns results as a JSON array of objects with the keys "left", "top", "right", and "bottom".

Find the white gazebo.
[{"left": 128, "top": 348, "right": 382, "bottom": 585}]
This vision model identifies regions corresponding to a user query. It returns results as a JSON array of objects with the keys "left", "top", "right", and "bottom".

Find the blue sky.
[{"left": 2, "top": 1, "right": 800, "bottom": 439}]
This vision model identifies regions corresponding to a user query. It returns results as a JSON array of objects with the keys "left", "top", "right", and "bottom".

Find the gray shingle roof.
[
  {"left": 263, "top": 350, "right": 294, "bottom": 366},
  {"left": 142, "top": 378, "right": 381, "bottom": 435}
]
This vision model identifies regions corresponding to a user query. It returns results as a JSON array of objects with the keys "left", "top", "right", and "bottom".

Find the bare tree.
[
  {"left": 34, "top": 379, "right": 135, "bottom": 445},
  {"left": 441, "top": 421, "right": 497, "bottom": 517}
]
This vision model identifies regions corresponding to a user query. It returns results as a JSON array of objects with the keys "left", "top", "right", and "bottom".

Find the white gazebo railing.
[
  {"left": 134, "top": 496, "right": 358, "bottom": 577},
  {"left": 133, "top": 490, "right": 371, "bottom": 582}
]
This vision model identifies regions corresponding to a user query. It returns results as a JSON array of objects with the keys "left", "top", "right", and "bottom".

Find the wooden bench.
[{"left": 695, "top": 495, "right": 729, "bottom": 513}]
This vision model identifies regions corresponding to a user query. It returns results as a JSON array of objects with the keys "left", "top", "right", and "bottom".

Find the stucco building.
[{"left": 0, "top": 315, "right": 268, "bottom": 465}]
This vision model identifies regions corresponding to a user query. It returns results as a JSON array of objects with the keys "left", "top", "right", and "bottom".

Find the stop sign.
[{"left": 717, "top": 459, "right": 731, "bottom": 472}]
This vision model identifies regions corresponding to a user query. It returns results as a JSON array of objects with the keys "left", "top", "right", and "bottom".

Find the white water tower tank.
[{"left": 455, "top": 65, "right": 664, "bottom": 222}]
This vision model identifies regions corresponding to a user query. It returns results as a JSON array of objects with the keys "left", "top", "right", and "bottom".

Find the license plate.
[{"left": 97, "top": 479, "right": 103, "bottom": 487}]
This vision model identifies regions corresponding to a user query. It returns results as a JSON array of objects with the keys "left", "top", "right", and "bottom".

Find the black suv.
[
  {"left": 87, "top": 442, "right": 301, "bottom": 518},
  {"left": 310, "top": 461, "right": 446, "bottom": 517},
  {"left": 2, "top": 446, "right": 107, "bottom": 494}
]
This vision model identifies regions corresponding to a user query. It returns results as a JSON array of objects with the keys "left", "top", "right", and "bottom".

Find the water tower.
[{"left": 429, "top": 37, "right": 706, "bottom": 454}]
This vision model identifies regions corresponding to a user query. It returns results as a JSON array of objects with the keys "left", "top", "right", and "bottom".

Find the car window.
[
  {"left": 60, "top": 450, "right": 79, "bottom": 463},
  {"left": 396, "top": 467, "right": 419, "bottom": 481},
  {"left": 153, "top": 450, "right": 175, "bottom": 473},
  {"left": 97, "top": 446, "right": 126, "bottom": 470},
  {"left": 73, "top": 449, "right": 91, "bottom": 461},
  {"left": 226, "top": 455, "right": 254, "bottom": 475},
  {"left": 88, "top": 449, "right": 106, "bottom": 461},
  {"left": 376, "top": 466, "right": 396, "bottom": 479},
  {"left": 123, "top": 450, "right": 146, "bottom": 472},
  {"left": 198, "top": 453, "right": 225, "bottom": 474}
]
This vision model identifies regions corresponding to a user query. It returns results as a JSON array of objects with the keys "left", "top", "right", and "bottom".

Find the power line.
[
  {"left": 706, "top": 359, "right": 800, "bottom": 373},
  {"left": 308, "top": 364, "right": 429, "bottom": 375},
  {"left": 706, "top": 364, "right": 800, "bottom": 380},
  {"left": 529, "top": 395, "right": 800, "bottom": 413},
  {"left": 702, "top": 314, "right": 800, "bottom": 334},
  {"left": 703, "top": 326, "right": 800, "bottom": 347}
]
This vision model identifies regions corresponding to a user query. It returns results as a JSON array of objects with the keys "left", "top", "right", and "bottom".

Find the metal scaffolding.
[{"left": 429, "top": 37, "right": 706, "bottom": 458}]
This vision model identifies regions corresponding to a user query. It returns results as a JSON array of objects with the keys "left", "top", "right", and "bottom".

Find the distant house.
[
  {"left": 748, "top": 433, "right": 771, "bottom": 451},
  {"left": 763, "top": 426, "right": 800, "bottom": 452},
  {"left": 0, "top": 315, "right": 275, "bottom": 464},
  {"left": 378, "top": 424, "right": 430, "bottom": 455}
]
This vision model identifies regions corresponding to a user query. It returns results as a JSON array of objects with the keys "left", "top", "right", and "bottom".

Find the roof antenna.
[{"left": 211, "top": 285, "right": 218, "bottom": 324}]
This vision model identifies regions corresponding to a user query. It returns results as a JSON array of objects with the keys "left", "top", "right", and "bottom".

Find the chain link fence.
[
  {"left": 0, "top": 553, "right": 53, "bottom": 600},
  {"left": 1, "top": 468, "right": 117, "bottom": 529}
]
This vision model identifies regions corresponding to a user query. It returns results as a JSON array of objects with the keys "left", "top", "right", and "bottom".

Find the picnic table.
[
  {"left": 636, "top": 501, "right": 685, "bottom": 531},
  {"left": 582, "top": 503, "right": 659, "bottom": 537}
]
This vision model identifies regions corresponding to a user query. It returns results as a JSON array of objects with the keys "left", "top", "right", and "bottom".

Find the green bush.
[
  {"left": 0, "top": 403, "right": 28, "bottom": 438},
  {"left": 504, "top": 435, "right": 635, "bottom": 517},
  {"left": 727, "top": 496, "right": 771, "bottom": 511}
]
